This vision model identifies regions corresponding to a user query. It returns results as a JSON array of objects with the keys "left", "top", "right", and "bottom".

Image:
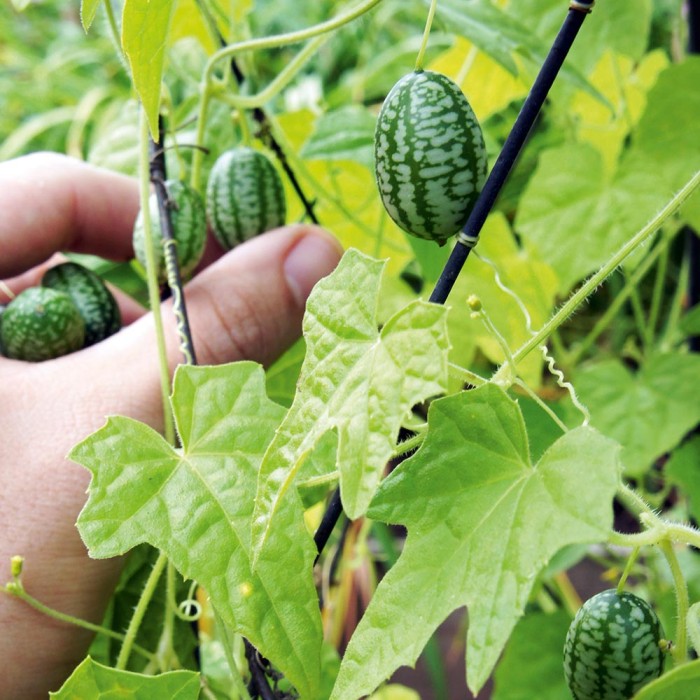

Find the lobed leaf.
[
  {"left": 252, "top": 248, "right": 450, "bottom": 561},
  {"left": 50, "top": 657, "right": 199, "bottom": 699},
  {"left": 71, "top": 363, "right": 323, "bottom": 698},
  {"left": 331, "top": 383, "right": 621, "bottom": 698},
  {"left": 575, "top": 354, "right": 700, "bottom": 477}
]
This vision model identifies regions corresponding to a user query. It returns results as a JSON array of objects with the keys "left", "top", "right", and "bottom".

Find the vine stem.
[
  {"left": 115, "top": 551, "right": 168, "bottom": 670},
  {"left": 138, "top": 109, "right": 176, "bottom": 444},
  {"left": 659, "top": 539, "right": 690, "bottom": 665},
  {"left": 567, "top": 231, "right": 672, "bottom": 366},
  {"left": 1, "top": 580, "right": 154, "bottom": 662},
  {"left": 190, "top": 0, "right": 383, "bottom": 190},
  {"left": 415, "top": 0, "right": 438, "bottom": 71},
  {"left": 499, "top": 169, "right": 700, "bottom": 376}
]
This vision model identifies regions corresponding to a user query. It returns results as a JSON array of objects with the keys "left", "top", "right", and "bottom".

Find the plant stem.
[
  {"left": 1, "top": 582, "right": 154, "bottom": 662},
  {"left": 116, "top": 551, "right": 168, "bottom": 670},
  {"left": 659, "top": 539, "right": 690, "bottom": 664},
  {"left": 616, "top": 546, "right": 640, "bottom": 594},
  {"left": 139, "top": 109, "right": 176, "bottom": 444},
  {"left": 224, "top": 35, "right": 329, "bottom": 111},
  {"left": 568, "top": 234, "right": 671, "bottom": 366},
  {"left": 647, "top": 238, "right": 670, "bottom": 347},
  {"left": 504, "top": 170, "right": 700, "bottom": 370},
  {"left": 214, "top": 612, "right": 252, "bottom": 700},
  {"left": 191, "top": 0, "right": 383, "bottom": 186},
  {"left": 415, "top": 0, "right": 438, "bottom": 71}
]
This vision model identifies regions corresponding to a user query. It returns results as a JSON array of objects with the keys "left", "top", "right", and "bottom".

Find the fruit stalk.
[{"left": 429, "top": 0, "right": 595, "bottom": 305}]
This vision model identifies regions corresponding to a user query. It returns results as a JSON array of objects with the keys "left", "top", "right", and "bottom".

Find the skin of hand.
[{"left": 0, "top": 152, "right": 343, "bottom": 697}]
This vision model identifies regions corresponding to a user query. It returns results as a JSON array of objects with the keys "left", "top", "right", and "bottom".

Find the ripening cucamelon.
[
  {"left": 133, "top": 179, "right": 207, "bottom": 284},
  {"left": 374, "top": 69, "right": 487, "bottom": 245},
  {"left": 563, "top": 589, "right": 665, "bottom": 700},
  {"left": 205, "top": 146, "right": 287, "bottom": 250},
  {"left": 42, "top": 262, "right": 121, "bottom": 346},
  {"left": 0, "top": 287, "right": 85, "bottom": 361}
]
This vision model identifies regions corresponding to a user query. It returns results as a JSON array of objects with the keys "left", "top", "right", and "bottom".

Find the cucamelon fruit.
[
  {"left": 0, "top": 287, "right": 85, "bottom": 361},
  {"left": 563, "top": 589, "right": 665, "bottom": 700},
  {"left": 374, "top": 69, "right": 487, "bottom": 245},
  {"left": 205, "top": 146, "right": 287, "bottom": 250},
  {"left": 133, "top": 179, "right": 207, "bottom": 284},
  {"left": 42, "top": 261, "right": 121, "bottom": 347}
]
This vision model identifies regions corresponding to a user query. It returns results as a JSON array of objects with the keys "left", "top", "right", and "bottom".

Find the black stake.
[
  {"left": 149, "top": 117, "right": 198, "bottom": 365},
  {"left": 430, "top": 0, "right": 594, "bottom": 304},
  {"left": 312, "top": 0, "right": 596, "bottom": 558}
]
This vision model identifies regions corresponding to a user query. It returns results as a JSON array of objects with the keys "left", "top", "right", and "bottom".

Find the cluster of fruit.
[{"left": 0, "top": 146, "right": 287, "bottom": 363}]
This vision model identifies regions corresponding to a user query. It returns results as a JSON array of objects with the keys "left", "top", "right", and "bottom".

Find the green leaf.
[
  {"left": 666, "top": 436, "right": 700, "bottom": 523},
  {"left": 50, "top": 657, "right": 199, "bottom": 699},
  {"left": 633, "top": 58, "right": 700, "bottom": 196},
  {"left": 491, "top": 609, "right": 571, "bottom": 700},
  {"left": 121, "top": 0, "right": 176, "bottom": 140},
  {"left": 81, "top": 0, "right": 101, "bottom": 30},
  {"left": 331, "top": 384, "right": 621, "bottom": 698},
  {"left": 253, "top": 248, "right": 449, "bottom": 557},
  {"left": 301, "top": 105, "right": 376, "bottom": 171},
  {"left": 509, "top": 0, "right": 653, "bottom": 74},
  {"left": 433, "top": 0, "right": 601, "bottom": 100},
  {"left": 679, "top": 304, "right": 700, "bottom": 338},
  {"left": 515, "top": 142, "right": 667, "bottom": 293},
  {"left": 70, "top": 363, "right": 323, "bottom": 699},
  {"left": 575, "top": 354, "right": 700, "bottom": 477},
  {"left": 632, "top": 658, "right": 700, "bottom": 699}
]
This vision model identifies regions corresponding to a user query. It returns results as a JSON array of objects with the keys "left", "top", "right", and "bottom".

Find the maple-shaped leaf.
[
  {"left": 252, "top": 248, "right": 449, "bottom": 558},
  {"left": 331, "top": 383, "right": 621, "bottom": 699},
  {"left": 51, "top": 657, "right": 199, "bottom": 699},
  {"left": 70, "top": 363, "right": 323, "bottom": 699}
]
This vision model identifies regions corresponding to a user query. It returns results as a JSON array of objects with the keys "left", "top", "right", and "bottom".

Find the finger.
[
  {"left": 59, "top": 224, "right": 343, "bottom": 429},
  {"left": 0, "top": 152, "right": 140, "bottom": 277}
]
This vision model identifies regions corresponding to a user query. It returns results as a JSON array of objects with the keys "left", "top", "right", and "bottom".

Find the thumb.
[{"left": 67, "top": 224, "right": 343, "bottom": 429}]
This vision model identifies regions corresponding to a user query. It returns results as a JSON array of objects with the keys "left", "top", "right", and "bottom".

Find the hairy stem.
[
  {"left": 659, "top": 539, "right": 690, "bottom": 664},
  {"left": 116, "top": 551, "right": 168, "bottom": 670},
  {"left": 1, "top": 581, "right": 154, "bottom": 662},
  {"left": 505, "top": 170, "right": 700, "bottom": 370},
  {"left": 415, "top": 0, "right": 438, "bottom": 71}
]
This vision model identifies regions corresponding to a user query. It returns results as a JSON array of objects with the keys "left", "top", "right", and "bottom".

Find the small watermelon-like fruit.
[
  {"left": 133, "top": 179, "right": 207, "bottom": 283},
  {"left": 0, "top": 287, "right": 85, "bottom": 361},
  {"left": 374, "top": 69, "right": 487, "bottom": 245},
  {"left": 205, "top": 146, "right": 287, "bottom": 250},
  {"left": 563, "top": 589, "right": 665, "bottom": 700},
  {"left": 42, "top": 262, "right": 121, "bottom": 346}
]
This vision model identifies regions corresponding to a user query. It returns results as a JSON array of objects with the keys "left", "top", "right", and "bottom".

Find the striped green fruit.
[
  {"left": 42, "top": 262, "right": 121, "bottom": 347},
  {"left": 374, "top": 69, "right": 487, "bottom": 245},
  {"left": 563, "top": 589, "right": 665, "bottom": 700},
  {"left": 205, "top": 147, "right": 286, "bottom": 250},
  {"left": 0, "top": 287, "right": 85, "bottom": 361},
  {"left": 133, "top": 179, "right": 207, "bottom": 284}
]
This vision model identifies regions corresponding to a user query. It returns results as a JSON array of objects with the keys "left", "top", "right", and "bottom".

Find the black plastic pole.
[
  {"left": 430, "top": 0, "right": 594, "bottom": 304},
  {"left": 149, "top": 120, "right": 198, "bottom": 365},
  {"left": 313, "top": 0, "right": 596, "bottom": 560}
]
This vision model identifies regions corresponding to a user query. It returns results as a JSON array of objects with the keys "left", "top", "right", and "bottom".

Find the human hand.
[{"left": 0, "top": 152, "right": 342, "bottom": 697}]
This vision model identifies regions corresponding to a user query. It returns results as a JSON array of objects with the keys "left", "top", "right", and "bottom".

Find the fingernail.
[{"left": 284, "top": 231, "right": 343, "bottom": 307}]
